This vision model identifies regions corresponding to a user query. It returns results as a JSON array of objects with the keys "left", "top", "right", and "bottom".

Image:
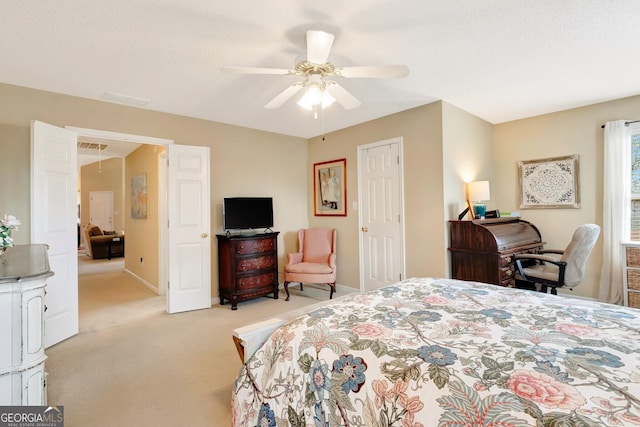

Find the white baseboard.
[{"left": 123, "top": 268, "right": 161, "bottom": 295}]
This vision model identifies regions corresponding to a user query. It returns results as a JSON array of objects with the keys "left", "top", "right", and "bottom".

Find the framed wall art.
[
  {"left": 517, "top": 155, "right": 580, "bottom": 209},
  {"left": 130, "top": 173, "right": 148, "bottom": 218},
  {"left": 314, "top": 158, "right": 346, "bottom": 216}
]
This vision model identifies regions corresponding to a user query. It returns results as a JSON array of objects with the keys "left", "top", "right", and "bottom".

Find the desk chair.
[{"left": 514, "top": 224, "right": 600, "bottom": 295}]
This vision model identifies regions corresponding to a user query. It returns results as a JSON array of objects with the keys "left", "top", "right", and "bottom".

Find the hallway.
[{"left": 78, "top": 254, "right": 164, "bottom": 333}]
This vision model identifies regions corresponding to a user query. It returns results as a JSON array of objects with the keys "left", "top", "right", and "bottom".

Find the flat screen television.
[{"left": 223, "top": 197, "right": 273, "bottom": 231}]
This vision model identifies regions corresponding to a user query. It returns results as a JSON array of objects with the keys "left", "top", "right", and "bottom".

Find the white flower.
[
  {"left": 0, "top": 214, "right": 21, "bottom": 247},
  {"left": 1, "top": 214, "right": 21, "bottom": 230}
]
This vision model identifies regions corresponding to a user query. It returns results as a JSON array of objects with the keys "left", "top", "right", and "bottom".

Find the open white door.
[
  {"left": 31, "top": 120, "right": 79, "bottom": 347},
  {"left": 167, "top": 144, "right": 211, "bottom": 313}
]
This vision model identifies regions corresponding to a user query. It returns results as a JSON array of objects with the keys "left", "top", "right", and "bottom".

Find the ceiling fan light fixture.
[{"left": 297, "top": 84, "right": 335, "bottom": 111}]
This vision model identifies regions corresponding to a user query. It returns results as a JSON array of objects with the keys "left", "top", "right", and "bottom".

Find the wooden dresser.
[
  {"left": 449, "top": 218, "right": 543, "bottom": 287},
  {"left": 0, "top": 244, "right": 53, "bottom": 405},
  {"left": 217, "top": 232, "right": 279, "bottom": 310},
  {"left": 622, "top": 242, "right": 640, "bottom": 308}
]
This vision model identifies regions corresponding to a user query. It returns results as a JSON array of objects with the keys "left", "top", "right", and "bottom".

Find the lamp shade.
[{"left": 468, "top": 181, "right": 490, "bottom": 201}]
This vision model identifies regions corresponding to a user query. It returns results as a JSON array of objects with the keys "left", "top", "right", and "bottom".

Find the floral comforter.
[{"left": 232, "top": 277, "right": 640, "bottom": 426}]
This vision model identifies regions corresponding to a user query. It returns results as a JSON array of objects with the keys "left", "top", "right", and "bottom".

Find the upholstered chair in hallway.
[{"left": 283, "top": 228, "right": 337, "bottom": 301}]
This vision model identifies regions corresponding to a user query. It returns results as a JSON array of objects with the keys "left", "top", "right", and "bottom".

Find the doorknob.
[
  {"left": 361, "top": 227, "right": 368, "bottom": 232},
  {"left": 201, "top": 233, "right": 209, "bottom": 238}
]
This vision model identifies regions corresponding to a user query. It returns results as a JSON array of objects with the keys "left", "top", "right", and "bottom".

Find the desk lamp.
[{"left": 468, "top": 181, "right": 490, "bottom": 219}]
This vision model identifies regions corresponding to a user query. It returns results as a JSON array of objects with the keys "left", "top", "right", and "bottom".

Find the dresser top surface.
[{"left": 0, "top": 244, "right": 53, "bottom": 283}]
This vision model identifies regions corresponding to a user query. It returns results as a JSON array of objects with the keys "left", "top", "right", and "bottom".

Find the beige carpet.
[
  {"left": 78, "top": 255, "right": 165, "bottom": 333},
  {"left": 47, "top": 262, "right": 336, "bottom": 427}
]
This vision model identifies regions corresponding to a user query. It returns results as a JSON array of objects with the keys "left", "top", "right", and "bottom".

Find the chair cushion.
[
  {"left": 302, "top": 228, "right": 333, "bottom": 263},
  {"left": 521, "top": 264, "right": 560, "bottom": 282},
  {"left": 284, "top": 262, "right": 333, "bottom": 275}
]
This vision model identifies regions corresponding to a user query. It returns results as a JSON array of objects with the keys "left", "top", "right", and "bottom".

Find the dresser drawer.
[
  {"left": 237, "top": 255, "right": 275, "bottom": 272},
  {"left": 627, "top": 269, "right": 640, "bottom": 291},
  {"left": 500, "top": 266, "right": 515, "bottom": 281},
  {"left": 237, "top": 272, "right": 276, "bottom": 291},
  {"left": 626, "top": 246, "right": 640, "bottom": 268},
  {"left": 234, "top": 238, "right": 275, "bottom": 255},
  {"left": 628, "top": 291, "right": 640, "bottom": 309}
]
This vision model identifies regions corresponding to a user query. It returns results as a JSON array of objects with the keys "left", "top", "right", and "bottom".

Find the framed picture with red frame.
[{"left": 313, "top": 158, "right": 346, "bottom": 216}]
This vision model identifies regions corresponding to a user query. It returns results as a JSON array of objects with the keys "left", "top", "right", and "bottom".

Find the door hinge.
[
  {"left": 167, "top": 281, "right": 170, "bottom": 289},
  {"left": 397, "top": 156, "right": 399, "bottom": 164},
  {"left": 400, "top": 273, "right": 403, "bottom": 281}
]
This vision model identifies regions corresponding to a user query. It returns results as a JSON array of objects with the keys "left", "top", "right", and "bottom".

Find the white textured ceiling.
[{"left": 1, "top": 1, "right": 639, "bottom": 139}]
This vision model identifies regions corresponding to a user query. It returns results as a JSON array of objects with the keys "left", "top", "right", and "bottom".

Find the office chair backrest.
[{"left": 560, "top": 224, "right": 600, "bottom": 287}]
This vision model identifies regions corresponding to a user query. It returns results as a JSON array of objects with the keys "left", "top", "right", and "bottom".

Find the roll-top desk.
[
  {"left": 217, "top": 232, "right": 279, "bottom": 310},
  {"left": 0, "top": 244, "right": 53, "bottom": 405},
  {"left": 449, "top": 218, "right": 543, "bottom": 287}
]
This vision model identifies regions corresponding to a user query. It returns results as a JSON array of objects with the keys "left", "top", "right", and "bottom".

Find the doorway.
[
  {"left": 89, "top": 191, "right": 114, "bottom": 232},
  {"left": 73, "top": 127, "right": 171, "bottom": 333},
  {"left": 32, "top": 121, "right": 212, "bottom": 346},
  {"left": 357, "top": 137, "right": 406, "bottom": 292}
]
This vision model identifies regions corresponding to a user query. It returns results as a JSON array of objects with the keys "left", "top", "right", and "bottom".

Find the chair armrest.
[
  {"left": 329, "top": 253, "right": 336, "bottom": 269},
  {"left": 514, "top": 253, "right": 560, "bottom": 263},
  {"left": 514, "top": 256, "right": 567, "bottom": 285},
  {"left": 538, "top": 249, "right": 564, "bottom": 255},
  {"left": 287, "top": 252, "right": 303, "bottom": 264}
]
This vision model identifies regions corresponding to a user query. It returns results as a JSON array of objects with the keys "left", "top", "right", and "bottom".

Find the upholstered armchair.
[
  {"left": 514, "top": 224, "right": 600, "bottom": 295},
  {"left": 284, "top": 228, "right": 337, "bottom": 301},
  {"left": 82, "top": 224, "right": 125, "bottom": 260}
]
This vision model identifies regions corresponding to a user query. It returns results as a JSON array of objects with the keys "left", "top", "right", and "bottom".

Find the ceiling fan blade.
[
  {"left": 264, "top": 83, "right": 304, "bottom": 109},
  {"left": 337, "top": 65, "right": 409, "bottom": 78},
  {"left": 325, "top": 82, "right": 362, "bottom": 110},
  {"left": 220, "top": 66, "right": 292, "bottom": 75},
  {"left": 306, "top": 30, "right": 335, "bottom": 64}
]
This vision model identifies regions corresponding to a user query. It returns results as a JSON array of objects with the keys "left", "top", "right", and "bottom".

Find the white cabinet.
[
  {"left": 622, "top": 242, "right": 640, "bottom": 309},
  {"left": 0, "top": 244, "right": 53, "bottom": 405}
]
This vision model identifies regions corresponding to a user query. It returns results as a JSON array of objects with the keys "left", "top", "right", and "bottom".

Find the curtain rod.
[{"left": 600, "top": 120, "right": 639, "bottom": 129}]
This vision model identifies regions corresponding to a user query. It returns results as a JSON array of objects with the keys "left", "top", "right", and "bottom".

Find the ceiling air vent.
[{"left": 77, "top": 142, "right": 108, "bottom": 150}]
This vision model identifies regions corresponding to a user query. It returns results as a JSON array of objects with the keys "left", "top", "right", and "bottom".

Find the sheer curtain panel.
[{"left": 598, "top": 120, "right": 631, "bottom": 304}]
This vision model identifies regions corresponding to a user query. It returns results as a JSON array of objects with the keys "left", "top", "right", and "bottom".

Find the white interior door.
[
  {"left": 89, "top": 190, "right": 114, "bottom": 231},
  {"left": 31, "top": 120, "right": 79, "bottom": 347},
  {"left": 358, "top": 138, "right": 405, "bottom": 293},
  {"left": 167, "top": 144, "right": 211, "bottom": 313}
]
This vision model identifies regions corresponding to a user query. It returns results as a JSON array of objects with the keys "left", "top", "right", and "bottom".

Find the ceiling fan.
[{"left": 221, "top": 30, "right": 409, "bottom": 111}]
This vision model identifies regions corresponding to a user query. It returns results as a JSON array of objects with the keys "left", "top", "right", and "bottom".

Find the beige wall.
[
  {"left": 0, "top": 124, "right": 29, "bottom": 246},
  {"left": 124, "top": 145, "right": 161, "bottom": 289},
  {"left": 0, "top": 82, "right": 309, "bottom": 299},
  {"left": 441, "top": 102, "right": 494, "bottom": 274},
  {"left": 80, "top": 157, "right": 125, "bottom": 232},
  {"left": 3, "top": 80, "right": 640, "bottom": 303},
  {"left": 493, "top": 94, "right": 640, "bottom": 300},
  {"left": 308, "top": 102, "right": 448, "bottom": 289}
]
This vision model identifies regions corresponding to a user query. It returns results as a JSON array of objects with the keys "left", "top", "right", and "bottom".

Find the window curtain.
[{"left": 598, "top": 120, "right": 631, "bottom": 304}]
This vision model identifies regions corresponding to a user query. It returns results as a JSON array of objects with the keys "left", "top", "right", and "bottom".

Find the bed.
[{"left": 232, "top": 277, "right": 640, "bottom": 426}]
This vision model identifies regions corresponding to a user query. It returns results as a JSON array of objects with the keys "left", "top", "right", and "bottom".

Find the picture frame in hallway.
[
  {"left": 130, "top": 173, "right": 147, "bottom": 218},
  {"left": 314, "top": 158, "right": 346, "bottom": 216},
  {"left": 518, "top": 154, "right": 580, "bottom": 209}
]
